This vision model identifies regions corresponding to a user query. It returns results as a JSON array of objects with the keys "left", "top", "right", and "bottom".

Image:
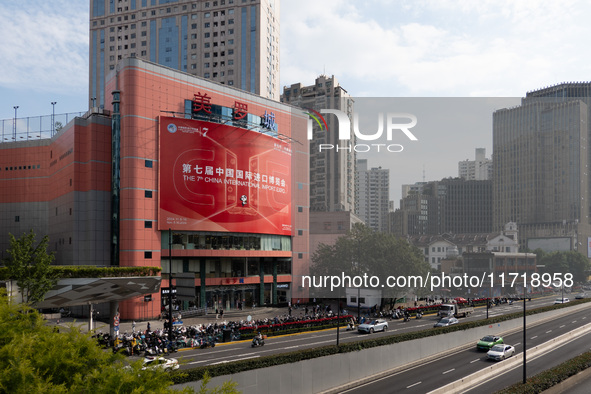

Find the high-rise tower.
[
  {"left": 89, "top": 0, "right": 280, "bottom": 107},
  {"left": 281, "top": 75, "right": 356, "bottom": 212}
]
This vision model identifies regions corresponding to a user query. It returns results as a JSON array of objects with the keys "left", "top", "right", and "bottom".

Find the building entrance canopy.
[{"left": 35, "top": 277, "right": 161, "bottom": 308}]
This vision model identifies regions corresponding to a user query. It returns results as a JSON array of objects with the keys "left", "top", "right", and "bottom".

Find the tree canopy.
[
  {"left": 2, "top": 230, "right": 58, "bottom": 304},
  {"left": 310, "top": 223, "right": 431, "bottom": 300},
  {"left": 0, "top": 291, "right": 238, "bottom": 393},
  {"left": 534, "top": 249, "right": 591, "bottom": 284}
]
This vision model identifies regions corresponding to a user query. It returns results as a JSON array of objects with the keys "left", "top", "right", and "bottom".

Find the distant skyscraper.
[
  {"left": 493, "top": 83, "right": 591, "bottom": 253},
  {"left": 401, "top": 182, "right": 427, "bottom": 199},
  {"left": 392, "top": 178, "right": 492, "bottom": 236},
  {"left": 356, "top": 159, "right": 390, "bottom": 232},
  {"left": 458, "top": 148, "right": 492, "bottom": 180},
  {"left": 281, "top": 75, "right": 356, "bottom": 212},
  {"left": 89, "top": 0, "right": 280, "bottom": 107}
]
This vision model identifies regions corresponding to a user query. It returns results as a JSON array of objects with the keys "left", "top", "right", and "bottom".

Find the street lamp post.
[
  {"left": 336, "top": 289, "right": 340, "bottom": 346},
  {"left": 522, "top": 252, "right": 531, "bottom": 385},
  {"left": 13, "top": 106, "right": 18, "bottom": 139},
  {"left": 51, "top": 102, "right": 57, "bottom": 136},
  {"left": 168, "top": 229, "right": 174, "bottom": 342}
]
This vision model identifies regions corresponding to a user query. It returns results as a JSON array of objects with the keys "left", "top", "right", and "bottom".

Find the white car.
[
  {"left": 487, "top": 344, "right": 516, "bottom": 361},
  {"left": 357, "top": 319, "right": 388, "bottom": 334},
  {"left": 554, "top": 298, "right": 570, "bottom": 304},
  {"left": 141, "top": 356, "right": 180, "bottom": 371}
]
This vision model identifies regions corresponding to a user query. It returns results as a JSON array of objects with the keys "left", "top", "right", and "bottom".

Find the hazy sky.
[{"left": 1, "top": 0, "right": 590, "bottom": 204}]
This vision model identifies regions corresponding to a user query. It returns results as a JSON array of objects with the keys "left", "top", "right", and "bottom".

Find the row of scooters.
[{"left": 93, "top": 332, "right": 218, "bottom": 357}]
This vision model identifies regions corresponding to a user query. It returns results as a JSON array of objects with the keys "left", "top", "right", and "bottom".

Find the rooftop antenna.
[{"left": 422, "top": 164, "right": 426, "bottom": 182}]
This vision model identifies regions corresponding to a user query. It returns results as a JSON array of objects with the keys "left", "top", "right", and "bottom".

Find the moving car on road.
[
  {"left": 487, "top": 344, "right": 515, "bottom": 361},
  {"left": 476, "top": 335, "right": 504, "bottom": 351},
  {"left": 141, "top": 356, "right": 180, "bottom": 371},
  {"left": 433, "top": 317, "right": 459, "bottom": 327},
  {"left": 358, "top": 319, "right": 388, "bottom": 334},
  {"left": 554, "top": 297, "right": 570, "bottom": 304}
]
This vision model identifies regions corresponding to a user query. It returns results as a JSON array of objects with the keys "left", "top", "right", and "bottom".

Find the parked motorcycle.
[
  {"left": 199, "top": 336, "right": 216, "bottom": 349},
  {"left": 415, "top": 312, "right": 423, "bottom": 320}
]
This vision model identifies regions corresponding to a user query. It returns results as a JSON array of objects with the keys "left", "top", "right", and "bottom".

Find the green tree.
[
  {"left": 3, "top": 230, "right": 57, "bottom": 304},
  {"left": 538, "top": 250, "right": 590, "bottom": 284},
  {"left": 0, "top": 291, "right": 238, "bottom": 393},
  {"left": 310, "top": 223, "right": 430, "bottom": 305}
]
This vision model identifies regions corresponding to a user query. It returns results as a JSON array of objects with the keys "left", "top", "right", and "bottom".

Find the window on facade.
[
  {"left": 145, "top": 160, "right": 153, "bottom": 168},
  {"left": 145, "top": 221, "right": 152, "bottom": 228},
  {"left": 144, "top": 251, "right": 152, "bottom": 259},
  {"left": 145, "top": 190, "right": 153, "bottom": 198}
]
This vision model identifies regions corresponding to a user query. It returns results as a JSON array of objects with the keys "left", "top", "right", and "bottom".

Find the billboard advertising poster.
[{"left": 159, "top": 116, "right": 292, "bottom": 235}]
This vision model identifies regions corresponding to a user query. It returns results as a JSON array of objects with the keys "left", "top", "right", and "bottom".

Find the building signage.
[
  {"left": 276, "top": 283, "right": 290, "bottom": 289},
  {"left": 159, "top": 116, "right": 292, "bottom": 235}
]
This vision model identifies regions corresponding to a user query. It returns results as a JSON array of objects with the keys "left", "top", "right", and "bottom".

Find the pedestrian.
[
  {"left": 147, "top": 321, "right": 151, "bottom": 332},
  {"left": 220, "top": 309, "right": 224, "bottom": 319},
  {"left": 132, "top": 320, "right": 136, "bottom": 332},
  {"left": 216, "top": 308, "right": 219, "bottom": 319}
]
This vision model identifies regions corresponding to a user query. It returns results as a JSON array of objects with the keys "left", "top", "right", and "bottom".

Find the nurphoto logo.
[{"left": 306, "top": 109, "right": 418, "bottom": 153}]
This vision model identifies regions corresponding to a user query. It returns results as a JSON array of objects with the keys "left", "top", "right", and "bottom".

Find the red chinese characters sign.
[{"left": 158, "top": 117, "right": 292, "bottom": 235}]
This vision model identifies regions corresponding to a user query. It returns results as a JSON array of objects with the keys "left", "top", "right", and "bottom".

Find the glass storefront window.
[{"left": 161, "top": 230, "right": 289, "bottom": 251}]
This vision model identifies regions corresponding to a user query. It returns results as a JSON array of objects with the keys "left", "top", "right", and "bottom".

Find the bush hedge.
[
  {"left": 239, "top": 315, "right": 353, "bottom": 339},
  {"left": 0, "top": 265, "right": 161, "bottom": 280},
  {"left": 170, "top": 297, "right": 591, "bottom": 385},
  {"left": 496, "top": 349, "right": 591, "bottom": 393}
]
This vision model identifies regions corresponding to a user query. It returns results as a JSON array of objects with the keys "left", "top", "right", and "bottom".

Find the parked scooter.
[
  {"left": 415, "top": 312, "right": 423, "bottom": 320},
  {"left": 199, "top": 336, "right": 216, "bottom": 349}
]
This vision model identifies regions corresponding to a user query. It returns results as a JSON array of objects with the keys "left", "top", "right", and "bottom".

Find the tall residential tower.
[
  {"left": 281, "top": 75, "right": 356, "bottom": 213},
  {"left": 89, "top": 0, "right": 280, "bottom": 107},
  {"left": 356, "top": 159, "right": 390, "bottom": 232}
]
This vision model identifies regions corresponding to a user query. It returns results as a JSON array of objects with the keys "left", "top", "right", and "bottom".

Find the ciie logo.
[
  {"left": 306, "top": 109, "right": 418, "bottom": 153},
  {"left": 167, "top": 123, "right": 178, "bottom": 134}
]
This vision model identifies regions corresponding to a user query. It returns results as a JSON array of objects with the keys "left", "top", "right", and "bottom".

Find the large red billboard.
[{"left": 158, "top": 117, "right": 292, "bottom": 235}]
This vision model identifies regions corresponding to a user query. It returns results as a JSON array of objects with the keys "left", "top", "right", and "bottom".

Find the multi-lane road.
[
  {"left": 342, "top": 305, "right": 591, "bottom": 393},
  {"left": 168, "top": 297, "right": 556, "bottom": 368},
  {"left": 142, "top": 296, "right": 589, "bottom": 392}
]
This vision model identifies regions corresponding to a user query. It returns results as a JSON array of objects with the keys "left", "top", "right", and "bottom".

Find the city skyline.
[{"left": 2, "top": 0, "right": 591, "bottom": 205}]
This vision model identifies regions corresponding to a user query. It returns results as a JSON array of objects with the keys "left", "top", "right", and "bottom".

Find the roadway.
[
  {"left": 164, "top": 297, "right": 556, "bottom": 368},
  {"left": 339, "top": 303, "right": 591, "bottom": 393}
]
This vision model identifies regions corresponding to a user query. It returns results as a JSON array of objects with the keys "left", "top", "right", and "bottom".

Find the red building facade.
[{"left": 0, "top": 58, "right": 309, "bottom": 319}]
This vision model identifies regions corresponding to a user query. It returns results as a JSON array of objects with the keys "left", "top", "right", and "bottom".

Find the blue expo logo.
[{"left": 167, "top": 123, "right": 178, "bottom": 133}]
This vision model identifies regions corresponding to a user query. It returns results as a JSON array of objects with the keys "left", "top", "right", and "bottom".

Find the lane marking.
[
  {"left": 407, "top": 381, "right": 422, "bottom": 388},
  {"left": 513, "top": 342, "right": 521, "bottom": 347},
  {"left": 470, "top": 359, "right": 480, "bottom": 364},
  {"left": 546, "top": 330, "right": 552, "bottom": 334},
  {"left": 284, "top": 346, "right": 299, "bottom": 349},
  {"left": 531, "top": 336, "right": 538, "bottom": 339},
  {"left": 210, "top": 355, "right": 259, "bottom": 365},
  {"left": 442, "top": 368, "right": 455, "bottom": 374},
  {"left": 560, "top": 325, "right": 566, "bottom": 328}
]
